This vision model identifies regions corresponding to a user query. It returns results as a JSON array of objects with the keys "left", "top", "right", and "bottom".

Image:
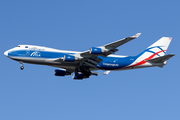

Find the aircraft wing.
[
  {"left": 74, "top": 33, "right": 141, "bottom": 68},
  {"left": 103, "top": 33, "right": 141, "bottom": 49},
  {"left": 80, "top": 33, "right": 141, "bottom": 57}
]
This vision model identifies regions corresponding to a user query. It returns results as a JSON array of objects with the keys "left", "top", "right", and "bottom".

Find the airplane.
[{"left": 4, "top": 33, "right": 175, "bottom": 80}]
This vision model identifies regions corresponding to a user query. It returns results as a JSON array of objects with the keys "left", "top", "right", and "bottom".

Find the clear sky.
[{"left": 1, "top": 0, "right": 180, "bottom": 120}]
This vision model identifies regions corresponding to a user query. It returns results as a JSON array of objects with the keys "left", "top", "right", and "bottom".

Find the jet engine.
[
  {"left": 63, "top": 55, "right": 75, "bottom": 62},
  {"left": 54, "top": 69, "right": 71, "bottom": 76},
  {"left": 62, "top": 55, "right": 81, "bottom": 62},
  {"left": 90, "top": 47, "right": 108, "bottom": 54}
]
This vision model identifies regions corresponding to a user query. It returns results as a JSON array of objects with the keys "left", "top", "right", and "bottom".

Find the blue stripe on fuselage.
[
  {"left": 8, "top": 50, "right": 74, "bottom": 58},
  {"left": 97, "top": 56, "right": 137, "bottom": 70}
]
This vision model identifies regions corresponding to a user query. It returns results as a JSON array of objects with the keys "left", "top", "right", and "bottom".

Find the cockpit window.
[{"left": 16, "top": 46, "right": 20, "bottom": 47}]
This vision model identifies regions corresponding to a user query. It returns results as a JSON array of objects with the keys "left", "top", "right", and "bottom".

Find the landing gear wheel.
[
  {"left": 80, "top": 66, "right": 91, "bottom": 77},
  {"left": 20, "top": 66, "right": 24, "bottom": 70},
  {"left": 75, "top": 67, "right": 78, "bottom": 76},
  {"left": 20, "top": 61, "right": 24, "bottom": 70},
  {"left": 84, "top": 69, "right": 91, "bottom": 77}
]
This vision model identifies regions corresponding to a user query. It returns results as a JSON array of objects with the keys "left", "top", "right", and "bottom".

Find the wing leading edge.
[
  {"left": 103, "top": 33, "right": 141, "bottom": 49},
  {"left": 80, "top": 33, "right": 141, "bottom": 57}
]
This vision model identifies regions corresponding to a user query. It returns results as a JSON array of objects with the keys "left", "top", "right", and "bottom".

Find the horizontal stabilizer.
[{"left": 146, "top": 54, "right": 175, "bottom": 63}]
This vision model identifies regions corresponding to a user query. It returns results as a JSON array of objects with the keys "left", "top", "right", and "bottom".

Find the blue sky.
[{"left": 1, "top": 0, "right": 179, "bottom": 120}]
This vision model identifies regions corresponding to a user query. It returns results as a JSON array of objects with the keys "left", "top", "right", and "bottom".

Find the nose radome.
[{"left": 4, "top": 51, "right": 8, "bottom": 56}]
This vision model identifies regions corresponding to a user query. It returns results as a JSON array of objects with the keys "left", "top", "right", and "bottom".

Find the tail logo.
[
  {"left": 127, "top": 46, "right": 166, "bottom": 68},
  {"left": 145, "top": 46, "right": 166, "bottom": 57}
]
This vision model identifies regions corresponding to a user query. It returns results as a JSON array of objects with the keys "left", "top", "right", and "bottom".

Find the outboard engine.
[
  {"left": 90, "top": 47, "right": 109, "bottom": 54},
  {"left": 90, "top": 47, "right": 102, "bottom": 54}
]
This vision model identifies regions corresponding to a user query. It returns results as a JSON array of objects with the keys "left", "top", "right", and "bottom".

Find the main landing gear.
[
  {"left": 74, "top": 66, "right": 91, "bottom": 79},
  {"left": 20, "top": 61, "right": 24, "bottom": 70}
]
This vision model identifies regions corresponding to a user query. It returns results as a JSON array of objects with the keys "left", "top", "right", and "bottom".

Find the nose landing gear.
[{"left": 20, "top": 61, "right": 24, "bottom": 70}]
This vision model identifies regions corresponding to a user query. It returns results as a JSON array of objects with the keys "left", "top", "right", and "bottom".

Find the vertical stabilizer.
[{"left": 137, "top": 37, "right": 172, "bottom": 60}]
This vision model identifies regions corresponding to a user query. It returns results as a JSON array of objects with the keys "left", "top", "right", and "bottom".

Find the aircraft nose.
[{"left": 4, "top": 50, "right": 8, "bottom": 56}]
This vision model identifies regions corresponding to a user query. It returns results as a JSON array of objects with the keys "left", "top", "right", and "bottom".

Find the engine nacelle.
[
  {"left": 63, "top": 55, "right": 75, "bottom": 62},
  {"left": 90, "top": 47, "right": 109, "bottom": 54},
  {"left": 90, "top": 47, "right": 102, "bottom": 54},
  {"left": 54, "top": 69, "right": 71, "bottom": 76}
]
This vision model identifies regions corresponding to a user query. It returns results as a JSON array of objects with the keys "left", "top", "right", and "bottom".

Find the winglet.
[
  {"left": 103, "top": 71, "right": 110, "bottom": 75},
  {"left": 132, "top": 33, "right": 141, "bottom": 38}
]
